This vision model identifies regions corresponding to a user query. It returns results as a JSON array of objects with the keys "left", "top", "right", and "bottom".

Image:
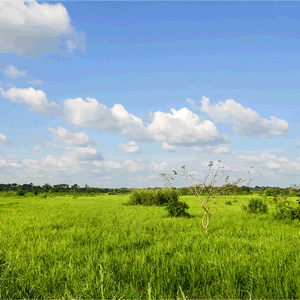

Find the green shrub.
[
  {"left": 16, "top": 190, "right": 26, "bottom": 196},
  {"left": 274, "top": 203, "right": 300, "bottom": 221},
  {"left": 39, "top": 192, "right": 48, "bottom": 198},
  {"left": 225, "top": 200, "right": 232, "bottom": 205},
  {"left": 164, "top": 201, "right": 190, "bottom": 218},
  {"left": 265, "top": 188, "right": 274, "bottom": 196},
  {"left": 241, "top": 198, "right": 268, "bottom": 214},
  {"left": 124, "top": 188, "right": 181, "bottom": 207}
]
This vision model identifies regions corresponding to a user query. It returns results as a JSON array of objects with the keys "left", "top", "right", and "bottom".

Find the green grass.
[{"left": 1, "top": 193, "right": 300, "bottom": 299}]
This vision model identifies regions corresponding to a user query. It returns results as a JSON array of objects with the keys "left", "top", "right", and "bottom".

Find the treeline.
[
  {"left": 0, "top": 183, "right": 131, "bottom": 195},
  {"left": 0, "top": 182, "right": 299, "bottom": 197}
]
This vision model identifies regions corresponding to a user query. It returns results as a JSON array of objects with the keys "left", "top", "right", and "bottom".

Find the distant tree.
[
  {"left": 42, "top": 183, "right": 52, "bottom": 193},
  {"left": 265, "top": 188, "right": 274, "bottom": 196}
]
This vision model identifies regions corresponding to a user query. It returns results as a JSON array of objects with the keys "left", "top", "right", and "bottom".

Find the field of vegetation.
[{"left": 1, "top": 189, "right": 300, "bottom": 299}]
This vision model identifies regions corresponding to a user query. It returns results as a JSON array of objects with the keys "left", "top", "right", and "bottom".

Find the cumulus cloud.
[
  {"left": 119, "top": 141, "right": 141, "bottom": 153},
  {"left": 148, "top": 107, "right": 230, "bottom": 146},
  {"left": 63, "top": 97, "right": 152, "bottom": 141},
  {"left": 260, "top": 153, "right": 277, "bottom": 160},
  {"left": 0, "top": 87, "right": 63, "bottom": 116},
  {"left": 66, "top": 146, "right": 103, "bottom": 161},
  {"left": 210, "top": 146, "right": 231, "bottom": 154},
  {"left": 0, "top": 0, "right": 85, "bottom": 57},
  {"left": 265, "top": 161, "right": 281, "bottom": 170},
  {"left": 191, "top": 96, "right": 290, "bottom": 138},
  {"left": 150, "top": 161, "right": 168, "bottom": 172},
  {"left": 0, "top": 133, "right": 10, "bottom": 146},
  {"left": 161, "top": 142, "right": 177, "bottom": 152},
  {"left": 3, "top": 65, "right": 26, "bottom": 79},
  {"left": 278, "top": 157, "right": 289, "bottom": 162},
  {"left": 48, "top": 126, "right": 98, "bottom": 147}
]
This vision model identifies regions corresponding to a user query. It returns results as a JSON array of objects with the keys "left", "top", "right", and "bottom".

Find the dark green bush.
[
  {"left": 241, "top": 198, "right": 268, "bottom": 214},
  {"left": 274, "top": 203, "right": 300, "bottom": 221},
  {"left": 17, "top": 190, "right": 26, "bottom": 196},
  {"left": 124, "top": 188, "right": 181, "bottom": 207},
  {"left": 164, "top": 201, "right": 190, "bottom": 218},
  {"left": 225, "top": 200, "right": 232, "bottom": 205}
]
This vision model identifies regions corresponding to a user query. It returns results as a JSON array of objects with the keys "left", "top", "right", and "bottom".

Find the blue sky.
[{"left": 0, "top": 1, "right": 299, "bottom": 189}]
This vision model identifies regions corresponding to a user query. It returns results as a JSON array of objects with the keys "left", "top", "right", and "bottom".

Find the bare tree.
[{"left": 161, "top": 160, "right": 260, "bottom": 232}]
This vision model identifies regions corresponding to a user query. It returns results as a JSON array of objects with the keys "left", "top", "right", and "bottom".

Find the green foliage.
[
  {"left": 241, "top": 198, "right": 268, "bottom": 214},
  {"left": 164, "top": 201, "right": 190, "bottom": 218},
  {"left": 108, "top": 191, "right": 118, "bottom": 195},
  {"left": 225, "top": 200, "right": 232, "bottom": 205},
  {"left": 16, "top": 190, "right": 26, "bottom": 196},
  {"left": 273, "top": 203, "right": 300, "bottom": 221},
  {"left": 265, "top": 188, "right": 274, "bottom": 196},
  {"left": 39, "top": 192, "right": 48, "bottom": 198},
  {"left": 124, "top": 188, "right": 181, "bottom": 207}
]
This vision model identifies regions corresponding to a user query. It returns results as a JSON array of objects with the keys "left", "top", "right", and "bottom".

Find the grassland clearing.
[{"left": 0, "top": 192, "right": 300, "bottom": 299}]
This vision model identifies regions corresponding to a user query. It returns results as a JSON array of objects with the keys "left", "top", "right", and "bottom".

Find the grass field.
[{"left": 1, "top": 193, "right": 300, "bottom": 299}]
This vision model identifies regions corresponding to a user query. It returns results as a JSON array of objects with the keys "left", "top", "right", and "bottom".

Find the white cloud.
[
  {"left": 150, "top": 161, "right": 168, "bottom": 172},
  {"left": 124, "top": 159, "right": 142, "bottom": 172},
  {"left": 31, "top": 146, "right": 42, "bottom": 152},
  {"left": 28, "top": 79, "right": 44, "bottom": 85},
  {"left": 63, "top": 97, "right": 152, "bottom": 141},
  {"left": 295, "top": 141, "right": 300, "bottom": 147},
  {"left": 93, "top": 160, "right": 123, "bottom": 170},
  {"left": 265, "top": 161, "right": 281, "bottom": 170},
  {"left": 198, "top": 96, "right": 289, "bottom": 138},
  {"left": 0, "top": 0, "right": 85, "bottom": 57},
  {"left": 148, "top": 107, "right": 229, "bottom": 146},
  {"left": 119, "top": 141, "right": 141, "bottom": 154},
  {"left": 66, "top": 146, "right": 103, "bottom": 161},
  {"left": 260, "top": 153, "right": 277, "bottom": 160},
  {"left": 0, "top": 133, "right": 10, "bottom": 146},
  {"left": 210, "top": 146, "right": 231, "bottom": 154},
  {"left": 48, "top": 126, "right": 98, "bottom": 147},
  {"left": 3, "top": 65, "right": 26, "bottom": 79},
  {"left": 278, "top": 157, "right": 289, "bottom": 163},
  {"left": 238, "top": 152, "right": 277, "bottom": 164},
  {"left": 0, "top": 87, "right": 63, "bottom": 116},
  {"left": 161, "top": 142, "right": 177, "bottom": 152}
]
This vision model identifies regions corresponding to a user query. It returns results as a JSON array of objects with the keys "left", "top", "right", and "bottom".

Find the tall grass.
[{"left": 0, "top": 193, "right": 300, "bottom": 298}]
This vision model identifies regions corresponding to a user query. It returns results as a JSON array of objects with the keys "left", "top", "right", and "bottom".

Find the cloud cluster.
[
  {"left": 119, "top": 141, "right": 141, "bottom": 153},
  {"left": 64, "top": 97, "right": 153, "bottom": 141},
  {"left": 0, "top": 87, "right": 63, "bottom": 116},
  {"left": 0, "top": 0, "right": 85, "bottom": 57},
  {"left": 48, "top": 126, "right": 98, "bottom": 147},
  {"left": 198, "top": 96, "right": 289, "bottom": 138},
  {"left": 148, "top": 107, "right": 230, "bottom": 147}
]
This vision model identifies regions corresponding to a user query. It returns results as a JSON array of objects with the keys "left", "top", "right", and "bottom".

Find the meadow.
[{"left": 0, "top": 192, "right": 300, "bottom": 299}]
